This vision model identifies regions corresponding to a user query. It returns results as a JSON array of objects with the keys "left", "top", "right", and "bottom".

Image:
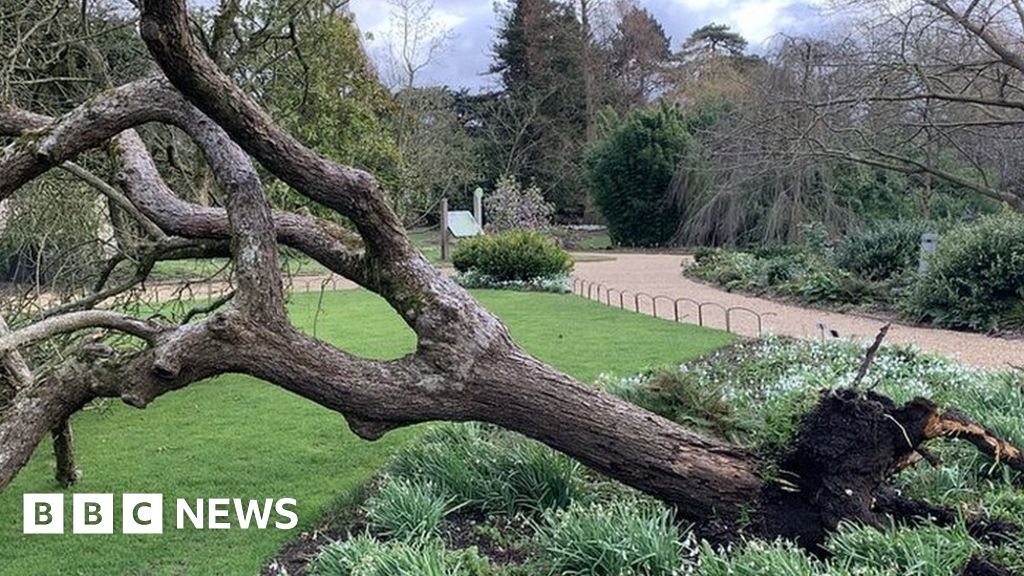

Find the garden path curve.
[{"left": 571, "top": 252, "right": 1024, "bottom": 370}]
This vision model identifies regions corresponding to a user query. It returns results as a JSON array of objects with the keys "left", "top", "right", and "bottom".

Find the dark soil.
[
  {"left": 759, "top": 389, "right": 937, "bottom": 550},
  {"left": 756, "top": 388, "right": 1020, "bottom": 574},
  {"left": 261, "top": 494, "right": 535, "bottom": 575},
  {"left": 442, "top": 509, "right": 534, "bottom": 567},
  {"left": 260, "top": 523, "right": 355, "bottom": 576},
  {"left": 961, "top": 556, "right": 1015, "bottom": 576}
]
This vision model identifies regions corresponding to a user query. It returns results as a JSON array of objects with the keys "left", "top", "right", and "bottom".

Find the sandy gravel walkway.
[
  {"left": 571, "top": 252, "right": 1024, "bottom": 370},
  {"left": 20, "top": 253, "right": 1017, "bottom": 370}
]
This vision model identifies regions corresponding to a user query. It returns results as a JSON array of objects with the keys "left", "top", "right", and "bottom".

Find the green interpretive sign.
[{"left": 447, "top": 211, "right": 483, "bottom": 238}]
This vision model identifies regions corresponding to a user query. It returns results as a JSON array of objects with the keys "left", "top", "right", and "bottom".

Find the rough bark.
[
  {"left": 0, "top": 76, "right": 182, "bottom": 200},
  {"left": 1, "top": 101, "right": 367, "bottom": 285},
  {"left": 0, "top": 315, "right": 33, "bottom": 390},
  {"left": 51, "top": 420, "right": 77, "bottom": 488},
  {"left": 0, "top": 364, "right": 95, "bottom": 491}
]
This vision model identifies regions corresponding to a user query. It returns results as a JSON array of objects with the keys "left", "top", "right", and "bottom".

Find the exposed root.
[
  {"left": 924, "top": 410, "right": 1024, "bottom": 471},
  {"left": 853, "top": 323, "right": 890, "bottom": 390},
  {"left": 758, "top": 388, "right": 1024, "bottom": 558}
]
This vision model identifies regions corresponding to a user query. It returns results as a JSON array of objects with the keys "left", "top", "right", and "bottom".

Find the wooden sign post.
[
  {"left": 440, "top": 198, "right": 450, "bottom": 261},
  {"left": 440, "top": 199, "right": 483, "bottom": 262}
]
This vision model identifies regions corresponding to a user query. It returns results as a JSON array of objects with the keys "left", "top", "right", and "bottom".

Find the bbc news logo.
[{"left": 23, "top": 494, "right": 298, "bottom": 534}]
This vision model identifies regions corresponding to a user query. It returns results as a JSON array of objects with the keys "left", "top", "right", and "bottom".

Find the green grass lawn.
[
  {"left": 0, "top": 290, "right": 732, "bottom": 575},
  {"left": 569, "top": 231, "right": 612, "bottom": 251}
]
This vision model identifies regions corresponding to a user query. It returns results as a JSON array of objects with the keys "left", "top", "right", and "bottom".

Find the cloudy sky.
[{"left": 348, "top": 0, "right": 827, "bottom": 92}]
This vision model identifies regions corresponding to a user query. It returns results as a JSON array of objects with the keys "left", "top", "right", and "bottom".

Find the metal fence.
[
  {"left": 73, "top": 273, "right": 770, "bottom": 336},
  {"left": 176, "top": 275, "right": 773, "bottom": 336},
  {"left": 571, "top": 277, "right": 773, "bottom": 337}
]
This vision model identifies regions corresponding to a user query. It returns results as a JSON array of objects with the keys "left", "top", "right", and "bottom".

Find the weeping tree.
[
  {"left": 733, "top": 0, "right": 1024, "bottom": 219},
  {"left": 1, "top": 1, "right": 1023, "bottom": 572}
]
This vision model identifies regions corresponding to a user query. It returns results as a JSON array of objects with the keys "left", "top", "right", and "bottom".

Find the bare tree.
[
  {"left": 577, "top": 0, "right": 600, "bottom": 142},
  {"left": 671, "top": 1, "right": 1024, "bottom": 246},
  {"left": 393, "top": 87, "right": 482, "bottom": 223},
  {"left": 381, "top": 0, "right": 453, "bottom": 91},
  {"left": 379, "top": 0, "right": 478, "bottom": 223},
  {"left": 778, "top": 0, "right": 1024, "bottom": 211},
  {"left": 0, "top": 1, "right": 1021, "bottom": 569},
  {"left": 607, "top": 2, "right": 671, "bottom": 110},
  {"left": 669, "top": 38, "right": 861, "bottom": 246}
]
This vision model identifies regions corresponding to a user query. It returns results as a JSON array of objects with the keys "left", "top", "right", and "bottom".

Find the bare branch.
[
  {"left": 139, "top": 2, "right": 413, "bottom": 261},
  {"left": 925, "top": 0, "right": 1024, "bottom": 75},
  {"left": 0, "top": 93, "right": 368, "bottom": 286},
  {"left": 113, "top": 130, "right": 368, "bottom": 284},
  {"left": 0, "top": 76, "right": 183, "bottom": 199},
  {"left": 0, "top": 316, "right": 35, "bottom": 390},
  {"left": 59, "top": 161, "right": 166, "bottom": 239},
  {"left": 181, "top": 290, "right": 235, "bottom": 323},
  {"left": 0, "top": 310, "right": 166, "bottom": 353},
  {"left": 857, "top": 323, "right": 891, "bottom": 390}
]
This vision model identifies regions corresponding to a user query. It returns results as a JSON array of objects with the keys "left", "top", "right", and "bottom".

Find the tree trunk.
[
  {"left": 0, "top": 371, "right": 93, "bottom": 491},
  {"left": 52, "top": 419, "right": 77, "bottom": 488},
  {"left": 579, "top": 0, "right": 597, "bottom": 143}
]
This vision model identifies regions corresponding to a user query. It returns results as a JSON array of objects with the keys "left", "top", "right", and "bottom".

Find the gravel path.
[
  {"left": 571, "top": 252, "right": 1024, "bottom": 370},
  {"left": 40, "top": 253, "right": 1015, "bottom": 370}
]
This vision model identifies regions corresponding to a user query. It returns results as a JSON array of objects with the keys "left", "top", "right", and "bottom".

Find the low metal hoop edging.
[
  {"left": 634, "top": 292, "right": 655, "bottom": 316},
  {"left": 697, "top": 302, "right": 728, "bottom": 331},
  {"left": 567, "top": 280, "right": 770, "bottom": 335},
  {"left": 606, "top": 287, "right": 623, "bottom": 308},
  {"left": 673, "top": 297, "right": 701, "bottom": 323},
  {"left": 618, "top": 290, "right": 636, "bottom": 312},
  {"left": 725, "top": 306, "right": 765, "bottom": 336},
  {"left": 581, "top": 278, "right": 591, "bottom": 298},
  {"left": 652, "top": 295, "right": 674, "bottom": 319}
]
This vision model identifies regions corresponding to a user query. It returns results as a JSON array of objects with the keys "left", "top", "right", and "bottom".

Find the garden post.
[
  {"left": 473, "top": 187, "right": 483, "bottom": 228},
  {"left": 440, "top": 198, "right": 450, "bottom": 261},
  {"left": 919, "top": 232, "right": 938, "bottom": 273}
]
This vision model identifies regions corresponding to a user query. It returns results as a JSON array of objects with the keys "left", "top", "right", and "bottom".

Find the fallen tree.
[{"left": 0, "top": 1, "right": 1020, "bottom": 572}]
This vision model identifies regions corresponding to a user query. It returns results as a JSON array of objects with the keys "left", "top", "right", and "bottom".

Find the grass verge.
[{"left": 0, "top": 289, "right": 731, "bottom": 575}]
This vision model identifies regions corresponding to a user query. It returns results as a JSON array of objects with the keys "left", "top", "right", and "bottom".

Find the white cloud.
[
  {"left": 667, "top": 0, "right": 822, "bottom": 48},
  {"left": 348, "top": 0, "right": 826, "bottom": 90},
  {"left": 670, "top": 0, "right": 731, "bottom": 11},
  {"left": 728, "top": 0, "right": 795, "bottom": 44},
  {"left": 431, "top": 9, "right": 467, "bottom": 32}
]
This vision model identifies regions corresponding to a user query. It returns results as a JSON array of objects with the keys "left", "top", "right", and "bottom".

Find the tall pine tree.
[
  {"left": 609, "top": 6, "right": 672, "bottom": 110},
  {"left": 491, "top": 0, "right": 588, "bottom": 217}
]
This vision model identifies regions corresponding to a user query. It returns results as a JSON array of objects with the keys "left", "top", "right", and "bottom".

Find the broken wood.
[
  {"left": 924, "top": 409, "right": 1024, "bottom": 471},
  {"left": 759, "top": 388, "right": 1023, "bottom": 553},
  {"left": 855, "top": 322, "right": 890, "bottom": 389}
]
